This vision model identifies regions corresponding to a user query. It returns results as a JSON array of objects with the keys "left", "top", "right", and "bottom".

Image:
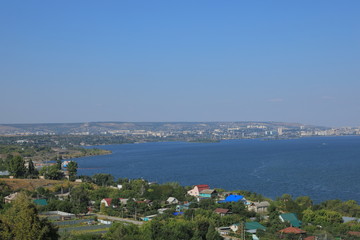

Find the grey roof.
[
  {"left": 342, "top": 216, "right": 360, "bottom": 223},
  {"left": 200, "top": 189, "right": 216, "bottom": 194},
  {"left": 254, "top": 201, "right": 270, "bottom": 207}
]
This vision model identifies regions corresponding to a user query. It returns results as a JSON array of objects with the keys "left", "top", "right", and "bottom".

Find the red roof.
[
  {"left": 304, "top": 236, "right": 316, "bottom": 240},
  {"left": 279, "top": 227, "right": 306, "bottom": 234},
  {"left": 348, "top": 231, "right": 360, "bottom": 237},
  {"left": 196, "top": 184, "right": 210, "bottom": 192},
  {"left": 214, "top": 208, "right": 229, "bottom": 214},
  {"left": 103, "top": 198, "right": 112, "bottom": 206}
]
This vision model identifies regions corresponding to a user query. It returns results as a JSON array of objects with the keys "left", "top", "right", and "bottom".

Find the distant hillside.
[{"left": 0, "top": 121, "right": 322, "bottom": 135}]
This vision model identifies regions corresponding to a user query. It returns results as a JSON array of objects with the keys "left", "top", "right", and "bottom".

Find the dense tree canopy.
[
  {"left": 7, "top": 155, "right": 26, "bottom": 178},
  {"left": 67, "top": 161, "right": 78, "bottom": 181},
  {"left": 0, "top": 192, "right": 58, "bottom": 240},
  {"left": 39, "top": 165, "right": 64, "bottom": 180}
]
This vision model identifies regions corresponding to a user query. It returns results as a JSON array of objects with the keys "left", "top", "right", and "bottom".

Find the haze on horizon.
[{"left": 1, "top": 1, "right": 359, "bottom": 128}]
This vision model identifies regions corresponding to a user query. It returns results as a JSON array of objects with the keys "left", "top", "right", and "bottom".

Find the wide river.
[{"left": 74, "top": 136, "right": 360, "bottom": 203}]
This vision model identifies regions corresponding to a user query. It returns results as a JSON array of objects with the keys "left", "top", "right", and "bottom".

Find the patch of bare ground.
[{"left": 0, "top": 178, "right": 82, "bottom": 191}]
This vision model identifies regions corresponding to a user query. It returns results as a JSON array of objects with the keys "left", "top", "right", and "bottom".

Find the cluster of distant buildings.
[
  {"left": 2, "top": 122, "right": 360, "bottom": 141},
  {"left": 5, "top": 125, "right": 360, "bottom": 141}
]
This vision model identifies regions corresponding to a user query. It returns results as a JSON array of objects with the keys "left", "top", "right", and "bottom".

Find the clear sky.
[{"left": 1, "top": 1, "right": 359, "bottom": 127}]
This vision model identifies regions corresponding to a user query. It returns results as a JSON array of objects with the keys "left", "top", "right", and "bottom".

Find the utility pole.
[
  {"left": 240, "top": 222, "right": 246, "bottom": 240},
  {"left": 237, "top": 222, "right": 246, "bottom": 240}
]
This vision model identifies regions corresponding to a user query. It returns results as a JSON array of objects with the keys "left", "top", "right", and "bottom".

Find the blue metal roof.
[
  {"left": 218, "top": 194, "right": 244, "bottom": 203},
  {"left": 173, "top": 212, "right": 184, "bottom": 216}
]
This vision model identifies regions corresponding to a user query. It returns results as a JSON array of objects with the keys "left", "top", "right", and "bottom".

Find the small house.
[
  {"left": 4, "top": 192, "right": 19, "bottom": 204},
  {"left": 33, "top": 199, "right": 48, "bottom": 206},
  {"left": 199, "top": 189, "right": 217, "bottom": 198},
  {"left": 245, "top": 222, "right": 266, "bottom": 233},
  {"left": 176, "top": 203, "right": 190, "bottom": 212},
  {"left": 348, "top": 232, "right": 360, "bottom": 237},
  {"left": 248, "top": 201, "right": 270, "bottom": 213},
  {"left": 279, "top": 227, "right": 306, "bottom": 237},
  {"left": 214, "top": 208, "right": 230, "bottom": 217},
  {"left": 218, "top": 194, "right": 245, "bottom": 203},
  {"left": 101, "top": 198, "right": 113, "bottom": 207},
  {"left": 101, "top": 198, "right": 129, "bottom": 207},
  {"left": 166, "top": 197, "right": 179, "bottom": 205},
  {"left": 141, "top": 214, "right": 157, "bottom": 221},
  {"left": 342, "top": 216, "right": 360, "bottom": 223},
  {"left": 187, "top": 184, "right": 210, "bottom": 197},
  {"left": 216, "top": 226, "right": 231, "bottom": 236},
  {"left": 279, "top": 213, "right": 302, "bottom": 228},
  {"left": 157, "top": 208, "right": 169, "bottom": 214},
  {"left": 231, "top": 222, "right": 266, "bottom": 234}
]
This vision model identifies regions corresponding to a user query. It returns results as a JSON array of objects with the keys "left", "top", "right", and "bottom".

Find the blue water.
[{"left": 74, "top": 136, "right": 360, "bottom": 203}]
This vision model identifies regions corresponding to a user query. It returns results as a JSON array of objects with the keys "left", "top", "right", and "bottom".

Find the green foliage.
[
  {"left": 56, "top": 159, "right": 62, "bottom": 170},
  {"left": 106, "top": 222, "right": 144, "bottom": 240},
  {"left": 199, "top": 198, "right": 216, "bottom": 210},
  {"left": 42, "top": 199, "right": 73, "bottom": 213},
  {"left": 193, "top": 216, "right": 211, "bottom": 240},
  {"left": 0, "top": 192, "right": 58, "bottom": 240},
  {"left": 265, "top": 209, "right": 288, "bottom": 233},
  {"left": 111, "top": 197, "right": 120, "bottom": 207},
  {"left": 88, "top": 187, "right": 119, "bottom": 201},
  {"left": 315, "top": 199, "right": 360, "bottom": 217},
  {"left": 69, "top": 185, "right": 90, "bottom": 214},
  {"left": 40, "top": 165, "right": 64, "bottom": 180},
  {"left": 61, "top": 232, "right": 103, "bottom": 240},
  {"left": 0, "top": 182, "right": 11, "bottom": 210},
  {"left": 274, "top": 194, "right": 303, "bottom": 215},
  {"left": 7, "top": 155, "right": 26, "bottom": 177},
  {"left": 92, "top": 173, "right": 115, "bottom": 186},
  {"left": 232, "top": 190, "right": 266, "bottom": 202},
  {"left": 66, "top": 161, "right": 78, "bottom": 181},
  {"left": 295, "top": 196, "right": 313, "bottom": 209},
  {"left": 105, "top": 214, "right": 222, "bottom": 240},
  {"left": 0, "top": 158, "right": 9, "bottom": 171},
  {"left": 206, "top": 224, "right": 223, "bottom": 240},
  {"left": 26, "top": 159, "right": 38, "bottom": 178},
  {"left": 144, "top": 182, "right": 186, "bottom": 201},
  {"left": 302, "top": 209, "right": 343, "bottom": 227}
]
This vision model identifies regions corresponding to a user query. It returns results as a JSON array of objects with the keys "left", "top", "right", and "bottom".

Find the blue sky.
[{"left": 1, "top": 1, "right": 359, "bottom": 127}]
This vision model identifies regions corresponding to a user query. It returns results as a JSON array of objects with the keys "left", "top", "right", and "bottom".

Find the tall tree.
[
  {"left": 67, "top": 161, "right": 78, "bottom": 181},
  {"left": 206, "top": 223, "right": 223, "bottom": 240},
  {"left": 26, "top": 159, "right": 37, "bottom": 177},
  {"left": 56, "top": 158, "right": 62, "bottom": 170},
  {"left": 92, "top": 173, "right": 115, "bottom": 186},
  {"left": 70, "top": 186, "right": 90, "bottom": 214},
  {"left": 7, "top": 155, "right": 26, "bottom": 178},
  {"left": 39, "top": 165, "right": 64, "bottom": 180},
  {"left": 106, "top": 222, "right": 144, "bottom": 240},
  {"left": 0, "top": 192, "right": 58, "bottom": 240}
]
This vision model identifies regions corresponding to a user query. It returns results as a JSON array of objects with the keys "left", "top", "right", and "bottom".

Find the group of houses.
[
  {"left": 5, "top": 181, "right": 360, "bottom": 239},
  {"left": 4, "top": 192, "right": 48, "bottom": 206},
  {"left": 187, "top": 184, "right": 271, "bottom": 213},
  {"left": 97, "top": 184, "right": 272, "bottom": 225},
  {"left": 218, "top": 212, "right": 316, "bottom": 240}
]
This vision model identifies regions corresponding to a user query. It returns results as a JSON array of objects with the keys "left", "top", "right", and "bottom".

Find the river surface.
[{"left": 73, "top": 136, "right": 360, "bottom": 203}]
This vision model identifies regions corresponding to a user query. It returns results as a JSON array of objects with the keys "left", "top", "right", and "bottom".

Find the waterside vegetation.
[{"left": 0, "top": 171, "right": 360, "bottom": 240}]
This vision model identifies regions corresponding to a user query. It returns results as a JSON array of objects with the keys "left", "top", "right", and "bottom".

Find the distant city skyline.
[{"left": 1, "top": 1, "right": 359, "bottom": 127}]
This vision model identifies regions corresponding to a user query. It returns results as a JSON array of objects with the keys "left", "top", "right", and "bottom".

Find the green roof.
[
  {"left": 245, "top": 222, "right": 266, "bottom": 231},
  {"left": 33, "top": 199, "right": 48, "bottom": 206},
  {"left": 280, "top": 213, "right": 302, "bottom": 227}
]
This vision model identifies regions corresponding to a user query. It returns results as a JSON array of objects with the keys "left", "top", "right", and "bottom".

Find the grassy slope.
[{"left": 0, "top": 178, "right": 81, "bottom": 191}]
